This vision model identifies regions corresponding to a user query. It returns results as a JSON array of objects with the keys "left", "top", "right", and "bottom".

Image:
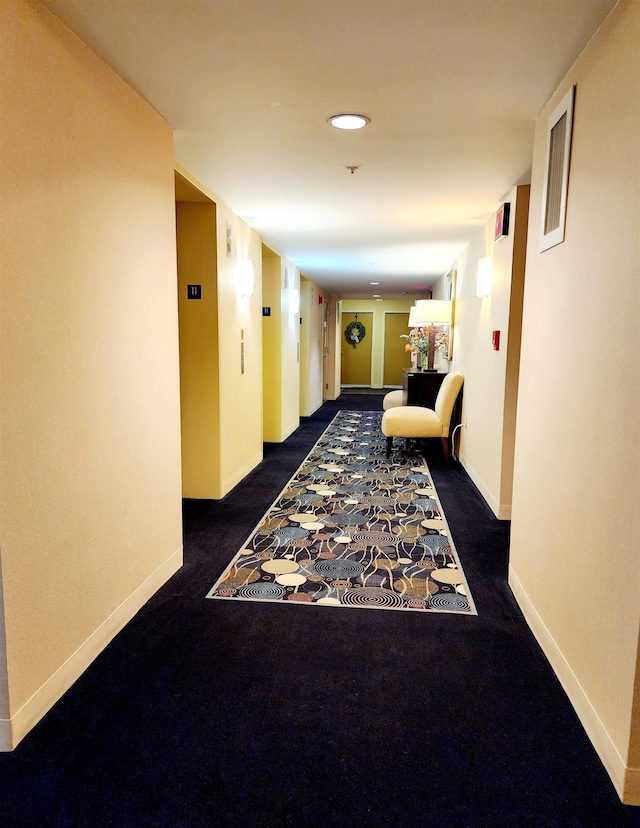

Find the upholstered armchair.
[{"left": 381, "top": 371, "right": 464, "bottom": 459}]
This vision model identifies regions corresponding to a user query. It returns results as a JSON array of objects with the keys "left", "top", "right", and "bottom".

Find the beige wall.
[
  {"left": 324, "top": 295, "right": 341, "bottom": 400},
  {"left": 216, "top": 204, "right": 264, "bottom": 491},
  {"left": 449, "top": 185, "right": 529, "bottom": 518},
  {"left": 340, "top": 299, "right": 417, "bottom": 388},
  {"left": 0, "top": 0, "right": 183, "bottom": 747},
  {"left": 510, "top": 0, "right": 640, "bottom": 803},
  {"left": 262, "top": 249, "right": 300, "bottom": 442},
  {"left": 300, "top": 277, "right": 325, "bottom": 416}
]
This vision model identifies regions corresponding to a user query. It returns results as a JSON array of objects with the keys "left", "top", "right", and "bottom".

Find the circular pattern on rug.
[
  {"left": 220, "top": 567, "right": 261, "bottom": 586},
  {"left": 429, "top": 593, "right": 471, "bottom": 611},
  {"left": 373, "top": 557, "right": 400, "bottom": 570},
  {"left": 313, "top": 559, "right": 366, "bottom": 579},
  {"left": 431, "top": 567, "right": 463, "bottom": 584},
  {"left": 237, "top": 582, "right": 287, "bottom": 600},
  {"left": 300, "top": 521, "right": 325, "bottom": 531},
  {"left": 272, "top": 527, "right": 309, "bottom": 544},
  {"left": 421, "top": 518, "right": 445, "bottom": 530},
  {"left": 289, "top": 512, "right": 317, "bottom": 523},
  {"left": 275, "top": 572, "right": 307, "bottom": 586},
  {"left": 416, "top": 535, "right": 451, "bottom": 552},
  {"left": 394, "top": 577, "right": 439, "bottom": 596},
  {"left": 358, "top": 496, "right": 397, "bottom": 507},
  {"left": 413, "top": 497, "right": 439, "bottom": 512},
  {"left": 261, "top": 558, "right": 300, "bottom": 575},
  {"left": 287, "top": 592, "right": 313, "bottom": 602},
  {"left": 339, "top": 479, "right": 370, "bottom": 489},
  {"left": 351, "top": 530, "right": 398, "bottom": 546},
  {"left": 415, "top": 559, "right": 437, "bottom": 570},
  {"left": 327, "top": 512, "right": 368, "bottom": 526},
  {"left": 340, "top": 587, "right": 404, "bottom": 608}
]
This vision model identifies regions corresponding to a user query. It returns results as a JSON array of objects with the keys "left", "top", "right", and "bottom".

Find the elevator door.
[
  {"left": 383, "top": 312, "right": 411, "bottom": 386},
  {"left": 341, "top": 312, "right": 373, "bottom": 386}
]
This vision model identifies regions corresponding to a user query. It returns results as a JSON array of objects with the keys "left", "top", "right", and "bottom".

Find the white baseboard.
[
  {"left": 459, "top": 451, "right": 511, "bottom": 520},
  {"left": 221, "top": 450, "right": 262, "bottom": 497},
  {"left": 509, "top": 564, "right": 639, "bottom": 805},
  {"left": 0, "top": 546, "right": 183, "bottom": 752}
]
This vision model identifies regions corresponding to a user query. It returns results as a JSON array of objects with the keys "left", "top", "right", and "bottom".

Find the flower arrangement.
[{"left": 400, "top": 326, "right": 449, "bottom": 356}]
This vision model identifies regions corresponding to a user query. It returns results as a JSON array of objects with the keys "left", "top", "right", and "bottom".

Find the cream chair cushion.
[
  {"left": 381, "top": 372, "right": 464, "bottom": 459},
  {"left": 381, "top": 405, "right": 442, "bottom": 437},
  {"left": 382, "top": 389, "right": 404, "bottom": 410}
]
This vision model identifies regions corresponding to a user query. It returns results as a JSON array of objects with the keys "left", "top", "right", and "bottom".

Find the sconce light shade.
[
  {"left": 289, "top": 287, "right": 300, "bottom": 314},
  {"left": 476, "top": 257, "right": 492, "bottom": 297},
  {"left": 408, "top": 299, "right": 452, "bottom": 327},
  {"left": 238, "top": 258, "right": 254, "bottom": 297}
]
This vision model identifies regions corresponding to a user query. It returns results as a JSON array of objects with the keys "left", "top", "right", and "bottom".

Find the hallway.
[{"left": 0, "top": 394, "right": 637, "bottom": 827}]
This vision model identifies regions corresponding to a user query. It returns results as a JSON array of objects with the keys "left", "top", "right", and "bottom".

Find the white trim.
[
  {"left": 459, "top": 451, "right": 511, "bottom": 520},
  {"left": 0, "top": 547, "right": 183, "bottom": 752},
  {"left": 220, "top": 451, "right": 263, "bottom": 498},
  {"left": 539, "top": 85, "right": 575, "bottom": 252},
  {"left": 508, "top": 565, "right": 639, "bottom": 805}
]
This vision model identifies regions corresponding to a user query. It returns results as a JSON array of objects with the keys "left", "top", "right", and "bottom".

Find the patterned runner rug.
[{"left": 206, "top": 411, "right": 476, "bottom": 615}]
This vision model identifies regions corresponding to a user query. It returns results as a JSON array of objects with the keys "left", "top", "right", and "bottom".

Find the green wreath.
[{"left": 345, "top": 320, "right": 366, "bottom": 345}]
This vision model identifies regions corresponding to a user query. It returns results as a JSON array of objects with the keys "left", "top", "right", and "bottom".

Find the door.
[
  {"left": 341, "top": 312, "right": 373, "bottom": 386},
  {"left": 383, "top": 312, "right": 411, "bottom": 386}
]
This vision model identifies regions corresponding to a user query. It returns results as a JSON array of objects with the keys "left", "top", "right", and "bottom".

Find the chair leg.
[
  {"left": 386, "top": 436, "right": 393, "bottom": 458},
  {"left": 441, "top": 436, "right": 450, "bottom": 460}
]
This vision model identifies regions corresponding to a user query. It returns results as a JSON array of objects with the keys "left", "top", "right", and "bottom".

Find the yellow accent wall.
[
  {"left": 176, "top": 197, "right": 220, "bottom": 497},
  {"left": 509, "top": 0, "right": 640, "bottom": 803},
  {"left": 175, "top": 166, "right": 263, "bottom": 495},
  {"left": 341, "top": 299, "right": 417, "bottom": 388},
  {"left": 0, "top": 0, "right": 183, "bottom": 748},
  {"left": 383, "top": 313, "right": 412, "bottom": 385}
]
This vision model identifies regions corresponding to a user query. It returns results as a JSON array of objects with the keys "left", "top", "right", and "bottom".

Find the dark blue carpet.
[{"left": 0, "top": 393, "right": 638, "bottom": 827}]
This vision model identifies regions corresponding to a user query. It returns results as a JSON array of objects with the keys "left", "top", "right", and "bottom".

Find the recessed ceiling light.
[
  {"left": 370, "top": 281, "right": 380, "bottom": 285},
  {"left": 372, "top": 294, "right": 381, "bottom": 298},
  {"left": 328, "top": 113, "right": 370, "bottom": 130}
]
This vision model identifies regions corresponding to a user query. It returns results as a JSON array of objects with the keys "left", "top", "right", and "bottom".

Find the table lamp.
[{"left": 408, "top": 299, "right": 453, "bottom": 371}]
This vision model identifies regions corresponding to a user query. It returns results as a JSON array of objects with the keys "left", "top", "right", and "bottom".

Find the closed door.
[
  {"left": 341, "top": 312, "right": 372, "bottom": 385},
  {"left": 383, "top": 312, "right": 411, "bottom": 386}
]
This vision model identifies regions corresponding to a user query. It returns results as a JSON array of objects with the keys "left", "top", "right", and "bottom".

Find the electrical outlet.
[{"left": 464, "top": 417, "right": 468, "bottom": 428}]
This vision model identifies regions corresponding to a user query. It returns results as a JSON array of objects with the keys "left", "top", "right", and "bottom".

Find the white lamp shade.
[
  {"left": 408, "top": 299, "right": 452, "bottom": 327},
  {"left": 476, "top": 257, "right": 492, "bottom": 297}
]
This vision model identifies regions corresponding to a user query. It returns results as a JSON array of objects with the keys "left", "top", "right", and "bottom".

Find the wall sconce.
[
  {"left": 289, "top": 287, "right": 300, "bottom": 314},
  {"left": 408, "top": 299, "right": 453, "bottom": 371},
  {"left": 238, "top": 258, "right": 254, "bottom": 297},
  {"left": 476, "top": 257, "right": 492, "bottom": 297}
]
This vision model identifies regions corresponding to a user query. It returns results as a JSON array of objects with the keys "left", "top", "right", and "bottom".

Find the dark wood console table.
[{"left": 402, "top": 370, "right": 447, "bottom": 407}]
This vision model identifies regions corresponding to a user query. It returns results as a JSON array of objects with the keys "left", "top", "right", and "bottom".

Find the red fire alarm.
[{"left": 492, "top": 330, "right": 501, "bottom": 350}]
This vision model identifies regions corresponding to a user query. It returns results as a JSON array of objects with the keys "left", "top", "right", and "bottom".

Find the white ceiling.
[{"left": 44, "top": 0, "right": 617, "bottom": 298}]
